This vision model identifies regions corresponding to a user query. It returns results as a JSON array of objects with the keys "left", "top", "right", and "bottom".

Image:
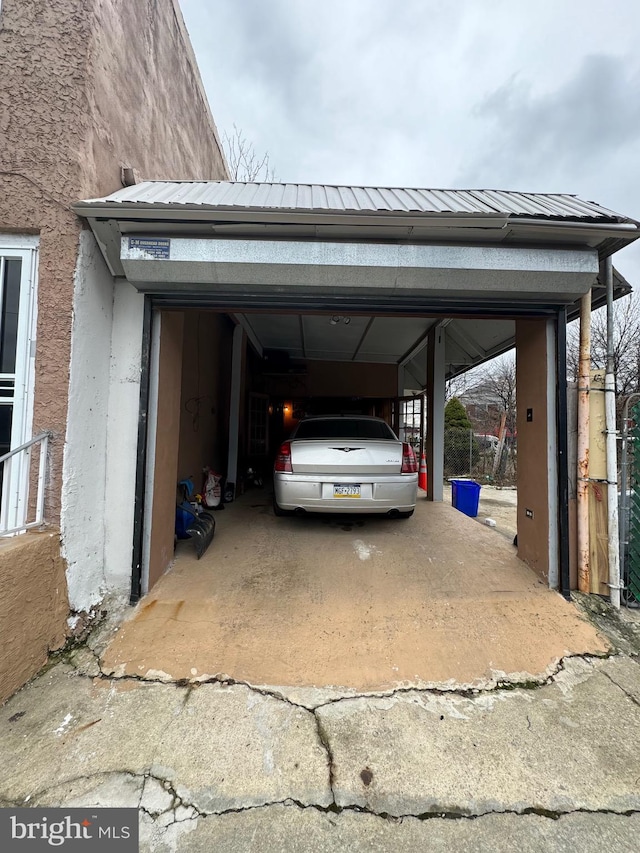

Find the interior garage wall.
[
  {"left": 516, "top": 319, "right": 551, "bottom": 582},
  {"left": 177, "top": 312, "right": 233, "bottom": 485},
  {"left": 147, "top": 312, "right": 185, "bottom": 591},
  {"left": 266, "top": 361, "right": 398, "bottom": 398}
]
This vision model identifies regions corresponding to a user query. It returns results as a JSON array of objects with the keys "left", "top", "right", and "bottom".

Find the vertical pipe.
[
  {"left": 36, "top": 435, "right": 48, "bottom": 524},
  {"left": 577, "top": 290, "right": 591, "bottom": 593},
  {"left": 604, "top": 258, "right": 621, "bottom": 607},
  {"left": 556, "top": 309, "right": 571, "bottom": 598}
]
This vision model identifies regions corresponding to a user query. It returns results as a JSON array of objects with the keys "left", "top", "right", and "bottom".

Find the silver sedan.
[{"left": 273, "top": 415, "right": 418, "bottom": 518}]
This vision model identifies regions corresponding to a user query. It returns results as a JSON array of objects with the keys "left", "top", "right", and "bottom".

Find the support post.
[{"left": 426, "top": 323, "right": 445, "bottom": 502}]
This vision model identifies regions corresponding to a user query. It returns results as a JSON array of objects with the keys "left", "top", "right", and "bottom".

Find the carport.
[{"left": 73, "top": 182, "right": 636, "bottom": 687}]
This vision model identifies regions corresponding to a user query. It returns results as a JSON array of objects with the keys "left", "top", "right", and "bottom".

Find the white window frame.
[{"left": 0, "top": 234, "right": 39, "bottom": 530}]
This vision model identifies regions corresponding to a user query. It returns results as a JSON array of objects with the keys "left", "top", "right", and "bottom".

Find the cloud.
[{"left": 458, "top": 54, "right": 640, "bottom": 193}]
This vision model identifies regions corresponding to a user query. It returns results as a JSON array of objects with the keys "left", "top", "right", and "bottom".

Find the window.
[
  {"left": 294, "top": 418, "right": 397, "bottom": 440},
  {"left": 0, "top": 237, "right": 38, "bottom": 530}
]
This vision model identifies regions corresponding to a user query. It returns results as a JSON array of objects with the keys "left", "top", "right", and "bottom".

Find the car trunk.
[{"left": 290, "top": 440, "right": 403, "bottom": 475}]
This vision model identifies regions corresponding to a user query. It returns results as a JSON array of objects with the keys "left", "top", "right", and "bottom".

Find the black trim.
[
  {"left": 130, "top": 297, "right": 153, "bottom": 604},
  {"left": 147, "top": 291, "right": 562, "bottom": 318},
  {"left": 556, "top": 308, "right": 571, "bottom": 599}
]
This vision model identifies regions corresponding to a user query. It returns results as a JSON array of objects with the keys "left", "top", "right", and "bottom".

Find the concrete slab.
[
  {"left": 0, "top": 664, "right": 331, "bottom": 813},
  {"left": 153, "top": 806, "right": 640, "bottom": 853},
  {"left": 1, "top": 654, "right": 639, "bottom": 851},
  {"left": 599, "top": 655, "right": 640, "bottom": 704},
  {"left": 149, "top": 682, "right": 332, "bottom": 813},
  {"left": 101, "top": 493, "right": 608, "bottom": 692},
  {"left": 315, "top": 658, "right": 640, "bottom": 817}
]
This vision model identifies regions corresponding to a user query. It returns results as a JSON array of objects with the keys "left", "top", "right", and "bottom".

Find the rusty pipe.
[{"left": 577, "top": 290, "right": 591, "bottom": 593}]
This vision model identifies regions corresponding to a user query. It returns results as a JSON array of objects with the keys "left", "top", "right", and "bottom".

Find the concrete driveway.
[
  {"left": 2, "top": 492, "right": 639, "bottom": 851},
  {"left": 101, "top": 489, "right": 607, "bottom": 701}
]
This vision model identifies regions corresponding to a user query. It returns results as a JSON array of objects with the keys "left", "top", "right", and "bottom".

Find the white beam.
[
  {"left": 119, "top": 236, "right": 599, "bottom": 303},
  {"left": 427, "top": 326, "right": 446, "bottom": 502}
]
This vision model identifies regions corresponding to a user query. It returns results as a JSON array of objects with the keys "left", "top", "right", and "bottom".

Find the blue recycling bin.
[{"left": 451, "top": 479, "right": 481, "bottom": 518}]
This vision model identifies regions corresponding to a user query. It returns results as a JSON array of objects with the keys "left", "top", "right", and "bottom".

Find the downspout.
[
  {"left": 556, "top": 308, "right": 571, "bottom": 599},
  {"left": 577, "top": 290, "right": 591, "bottom": 593},
  {"left": 604, "top": 257, "right": 621, "bottom": 608}
]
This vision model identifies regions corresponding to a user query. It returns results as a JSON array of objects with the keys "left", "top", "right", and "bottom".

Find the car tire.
[
  {"left": 272, "top": 496, "right": 291, "bottom": 517},
  {"left": 397, "top": 509, "right": 414, "bottom": 519}
]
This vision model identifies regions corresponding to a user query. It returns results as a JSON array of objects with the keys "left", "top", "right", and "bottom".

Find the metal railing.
[{"left": 0, "top": 432, "right": 51, "bottom": 536}]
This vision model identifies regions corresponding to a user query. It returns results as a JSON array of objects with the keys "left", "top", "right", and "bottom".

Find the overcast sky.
[{"left": 181, "top": 0, "right": 640, "bottom": 284}]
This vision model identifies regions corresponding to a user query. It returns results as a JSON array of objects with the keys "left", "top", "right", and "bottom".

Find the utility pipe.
[
  {"left": 603, "top": 258, "right": 622, "bottom": 607},
  {"left": 577, "top": 290, "right": 592, "bottom": 593}
]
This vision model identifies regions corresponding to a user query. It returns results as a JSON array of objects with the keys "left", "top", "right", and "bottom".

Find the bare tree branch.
[
  {"left": 567, "top": 291, "right": 640, "bottom": 400},
  {"left": 223, "top": 124, "right": 278, "bottom": 182}
]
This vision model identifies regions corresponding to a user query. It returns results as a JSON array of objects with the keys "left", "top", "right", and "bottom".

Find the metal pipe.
[
  {"left": 556, "top": 308, "right": 571, "bottom": 599},
  {"left": 604, "top": 258, "right": 621, "bottom": 607},
  {"left": 577, "top": 290, "right": 592, "bottom": 593}
]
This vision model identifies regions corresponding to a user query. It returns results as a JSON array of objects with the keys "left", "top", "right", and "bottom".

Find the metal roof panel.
[{"left": 81, "top": 181, "right": 633, "bottom": 222}]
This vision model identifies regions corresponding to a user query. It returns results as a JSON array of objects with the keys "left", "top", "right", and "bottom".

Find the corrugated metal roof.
[{"left": 81, "top": 181, "right": 630, "bottom": 222}]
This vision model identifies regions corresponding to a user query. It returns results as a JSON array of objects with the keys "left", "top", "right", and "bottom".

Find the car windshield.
[{"left": 294, "top": 419, "right": 397, "bottom": 440}]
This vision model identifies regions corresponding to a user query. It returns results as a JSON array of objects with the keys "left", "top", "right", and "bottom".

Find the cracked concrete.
[
  {"left": 145, "top": 805, "right": 640, "bottom": 852},
  {"left": 315, "top": 656, "right": 640, "bottom": 818},
  {"left": 1, "top": 650, "right": 639, "bottom": 850}
]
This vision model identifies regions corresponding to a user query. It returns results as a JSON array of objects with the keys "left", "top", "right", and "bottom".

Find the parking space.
[{"left": 102, "top": 490, "right": 608, "bottom": 693}]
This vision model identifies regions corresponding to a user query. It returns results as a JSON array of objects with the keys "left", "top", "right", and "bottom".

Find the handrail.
[
  {"left": 0, "top": 431, "right": 52, "bottom": 536},
  {"left": 0, "top": 431, "right": 52, "bottom": 465}
]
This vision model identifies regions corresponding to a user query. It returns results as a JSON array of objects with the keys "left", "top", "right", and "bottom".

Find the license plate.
[{"left": 333, "top": 484, "right": 361, "bottom": 498}]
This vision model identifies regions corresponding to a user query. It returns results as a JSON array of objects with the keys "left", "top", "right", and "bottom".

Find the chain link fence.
[
  {"left": 621, "top": 399, "right": 640, "bottom": 606},
  {"left": 444, "top": 428, "right": 517, "bottom": 485}
]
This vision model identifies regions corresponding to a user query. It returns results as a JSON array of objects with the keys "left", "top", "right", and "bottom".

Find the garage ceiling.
[
  {"left": 239, "top": 313, "right": 436, "bottom": 363},
  {"left": 233, "top": 311, "right": 517, "bottom": 390}
]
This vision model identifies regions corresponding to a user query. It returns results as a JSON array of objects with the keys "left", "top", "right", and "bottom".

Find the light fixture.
[{"left": 329, "top": 315, "right": 351, "bottom": 326}]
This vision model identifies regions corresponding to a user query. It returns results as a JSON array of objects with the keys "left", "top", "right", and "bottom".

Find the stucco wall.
[
  {"left": 60, "top": 231, "right": 114, "bottom": 610},
  {"left": 516, "top": 319, "right": 551, "bottom": 582},
  {"left": 0, "top": 533, "right": 68, "bottom": 705},
  {"left": 86, "top": 0, "right": 227, "bottom": 193},
  {"left": 0, "top": 0, "right": 228, "bottom": 616},
  {"left": 0, "top": 0, "right": 227, "bottom": 529}
]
